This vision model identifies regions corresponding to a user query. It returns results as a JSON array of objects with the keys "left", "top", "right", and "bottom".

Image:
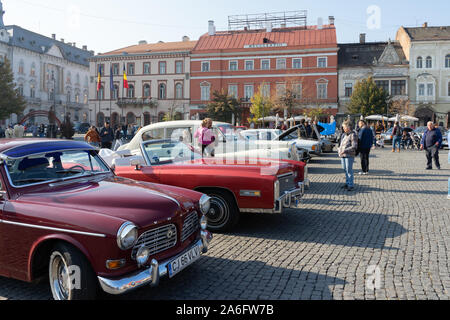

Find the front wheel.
[
  {"left": 49, "top": 242, "right": 98, "bottom": 300},
  {"left": 204, "top": 190, "right": 240, "bottom": 233}
]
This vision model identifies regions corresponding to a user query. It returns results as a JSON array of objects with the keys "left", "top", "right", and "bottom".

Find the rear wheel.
[{"left": 203, "top": 190, "right": 240, "bottom": 232}]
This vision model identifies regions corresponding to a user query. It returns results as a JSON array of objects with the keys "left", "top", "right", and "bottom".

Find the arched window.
[
  {"left": 143, "top": 84, "right": 151, "bottom": 98},
  {"left": 30, "top": 63, "right": 36, "bottom": 76},
  {"left": 426, "top": 56, "right": 432, "bottom": 68},
  {"left": 67, "top": 71, "right": 72, "bottom": 84},
  {"left": 30, "top": 83, "right": 35, "bottom": 98},
  {"left": 159, "top": 83, "right": 166, "bottom": 99},
  {"left": 175, "top": 83, "right": 183, "bottom": 99},
  {"left": 200, "top": 82, "right": 210, "bottom": 101},
  {"left": 18, "top": 60, "right": 24, "bottom": 74},
  {"left": 126, "top": 112, "right": 136, "bottom": 125},
  {"left": 416, "top": 56, "right": 423, "bottom": 69},
  {"left": 17, "top": 83, "right": 24, "bottom": 96},
  {"left": 127, "top": 84, "right": 135, "bottom": 98},
  {"left": 446, "top": 54, "right": 450, "bottom": 68}
]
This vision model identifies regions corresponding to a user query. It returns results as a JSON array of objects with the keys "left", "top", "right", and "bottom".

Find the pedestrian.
[
  {"left": 194, "top": 118, "right": 216, "bottom": 157},
  {"left": 420, "top": 121, "right": 442, "bottom": 170},
  {"left": 370, "top": 124, "right": 377, "bottom": 149},
  {"left": 338, "top": 121, "right": 358, "bottom": 191},
  {"left": 305, "top": 121, "right": 312, "bottom": 138},
  {"left": 113, "top": 126, "right": 123, "bottom": 150},
  {"left": 391, "top": 122, "right": 402, "bottom": 153},
  {"left": 99, "top": 122, "right": 114, "bottom": 149},
  {"left": 13, "top": 123, "right": 25, "bottom": 138},
  {"left": 84, "top": 125, "right": 101, "bottom": 148},
  {"left": 38, "top": 124, "right": 45, "bottom": 137},
  {"left": 357, "top": 120, "right": 374, "bottom": 175},
  {"left": 5, "top": 125, "right": 14, "bottom": 138}
]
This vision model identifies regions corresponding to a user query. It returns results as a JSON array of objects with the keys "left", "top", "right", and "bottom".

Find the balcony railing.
[{"left": 117, "top": 98, "right": 158, "bottom": 107}]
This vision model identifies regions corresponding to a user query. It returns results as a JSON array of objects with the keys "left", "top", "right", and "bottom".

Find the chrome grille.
[
  {"left": 132, "top": 224, "right": 177, "bottom": 259},
  {"left": 278, "top": 173, "right": 296, "bottom": 194},
  {"left": 181, "top": 211, "right": 200, "bottom": 242}
]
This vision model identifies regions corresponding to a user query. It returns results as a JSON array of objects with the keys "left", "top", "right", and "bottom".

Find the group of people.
[
  {"left": 84, "top": 123, "right": 140, "bottom": 149},
  {"left": 338, "top": 120, "right": 444, "bottom": 191},
  {"left": 0, "top": 124, "right": 25, "bottom": 138}
]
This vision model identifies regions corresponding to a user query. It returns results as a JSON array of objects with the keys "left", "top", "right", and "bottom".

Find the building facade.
[
  {"left": 190, "top": 18, "right": 339, "bottom": 124},
  {"left": 0, "top": 0, "right": 93, "bottom": 127},
  {"left": 89, "top": 39, "right": 196, "bottom": 128},
  {"left": 338, "top": 36, "right": 409, "bottom": 121},
  {"left": 396, "top": 24, "right": 450, "bottom": 127}
]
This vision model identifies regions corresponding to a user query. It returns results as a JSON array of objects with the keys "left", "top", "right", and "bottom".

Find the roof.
[
  {"left": 100, "top": 40, "right": 198, "bottom": 56},
  {"left": 193, "top": 25, "right": 337, "bottom": 52},
  {"left": 338, "top": 41, "right": 407, "bottom": 67},
  {"left": 403, "top": 26, "right": 450, "bottom": 41},
  {"left": 4, "top": 25, "right": 93, "bottom": 67},
  {"left": 0, "top": 139, "right": 94, "bottom": 158}
]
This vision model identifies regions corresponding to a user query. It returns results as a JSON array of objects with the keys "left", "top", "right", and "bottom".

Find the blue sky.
[{"left": 2, "top": 0, "right": 449, "bottom": 54}]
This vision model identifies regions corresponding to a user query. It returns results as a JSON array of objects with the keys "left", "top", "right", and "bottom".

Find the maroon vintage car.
[
  {"left": 0, "top": 139, "right": 212, "bottom": 300},
  {"left": 113, "top": 139, "right": 307, "bottom": 232}
]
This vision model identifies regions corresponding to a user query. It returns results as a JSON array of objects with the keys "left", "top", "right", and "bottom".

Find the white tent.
[
  {"left": 388, "top": 115, "right": 419, "bottom": 122},
  {"left": 365, "top": 115, "right": 389, "bottom": 121},
  {"left": 258, "top": 116, "right": 284, "bottom": 122}
]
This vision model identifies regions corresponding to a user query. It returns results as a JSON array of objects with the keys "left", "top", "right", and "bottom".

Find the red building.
[{"left": 190, "top": 15, "right": 339, "bottom": 124}]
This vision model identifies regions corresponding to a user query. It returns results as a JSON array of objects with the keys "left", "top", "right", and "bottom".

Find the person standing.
[
  {"left": 194, "top": 118, "right": 216, "bottom": 157},
  {"left": 99, "top": 122, "right": 114, "bottom": 149},
  {"left": 84, "top": 126, "right": 101, "bottom": 148},
  {"left": 358, "top": 120, "right": 374, "bottom": 175},
  {"left": 391, "top": 122, "right": 402, "bottom": 153},
  {"left": 338, "top": 122, "right": 358, "bottom": 191},
  {"left": 421, "top": 121, "right": 442, "bottom": 170}
]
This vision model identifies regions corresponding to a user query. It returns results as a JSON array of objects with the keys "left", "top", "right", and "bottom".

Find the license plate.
[{"left": 167, "top": 245, "right": 201, "bottom": 278}]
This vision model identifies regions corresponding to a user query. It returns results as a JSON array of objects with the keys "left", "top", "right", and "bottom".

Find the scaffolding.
[{"left": 228, "top": 10, "right": 307, "bottom": 31}]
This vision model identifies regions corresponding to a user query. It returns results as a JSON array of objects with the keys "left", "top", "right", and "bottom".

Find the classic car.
[
  {"left": 117, "top": 120, "right": 308, "bottom": 162},
  {"left": 0, "top": 139, "right": 212, "bottom": 300},
  {"left": 274, "top": 125, "right": 323, "bottom": 156},
  {"left": 113, "top": 139, "right": 307, "bottom": 232}
]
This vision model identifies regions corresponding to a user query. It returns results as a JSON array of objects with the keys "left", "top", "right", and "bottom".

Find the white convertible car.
[{"left": 117, "top": 120, "right": 310, "bottom": 162}]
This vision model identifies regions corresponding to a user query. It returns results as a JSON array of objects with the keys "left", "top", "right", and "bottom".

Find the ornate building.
[{"left": 0, "top": 0, "right": 93, "bottom": 127}]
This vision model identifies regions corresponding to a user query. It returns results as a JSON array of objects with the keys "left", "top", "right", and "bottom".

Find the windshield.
[
  {"left": 5, "top": 150, "right": 110, "bottom": 187},
  {"left": 142, "top": 141, "right": 202, "bottom": 165},
  {"left": 280, "top": 126, "right": 309, "bottom": 141}
]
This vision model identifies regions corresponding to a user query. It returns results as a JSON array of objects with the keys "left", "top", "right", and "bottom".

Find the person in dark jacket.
[
  {"left": 358, "top": 120, "right": 374, "bottom": 175},
  {"left": 99, "top": 122, "right": 114, "bottom": 149},
  {"left": 420, "top": 121, "right": 443, "bottom": 170},
  {"left": 392, "top": 122, "right": 402, "bottom": 153}
]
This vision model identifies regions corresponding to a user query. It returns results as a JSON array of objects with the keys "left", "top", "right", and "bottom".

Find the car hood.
[{"left": 16, "top": 176, "right": 193, "bottom": 228}]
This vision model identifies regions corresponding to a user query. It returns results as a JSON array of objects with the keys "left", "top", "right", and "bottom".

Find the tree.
[
  {"left": 0, "top": 58, "right": 26, "bottom": 121},
  {"left": 347, "top": 77, "right": 389, "bottom": 117},
  {"left": 389, "top": 98, "right": 412, "bottom": 116},
  {"left": 206, "top": 89, "right": 240, "bottom": 123},
  {"left": 60, "top": 115, "right": 75, "bottom": 139},
  {"left": 249, "top": 87, "right": 274, "bottom": 126},
  {"left": 275, "top": 87, "right": 297, "bottom": 119},
  {"left": 163, "top": 100, "right": 183, "bottom": 121}
]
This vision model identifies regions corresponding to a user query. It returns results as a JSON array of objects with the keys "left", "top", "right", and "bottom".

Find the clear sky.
[{"left": 2, "top": 0, "right": 449, "bottom": 54}]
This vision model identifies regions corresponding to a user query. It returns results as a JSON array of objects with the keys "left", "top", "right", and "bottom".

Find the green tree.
[
  {"left": 348, "top": 77, "right": 389, "bottom": 117},
  {"left": 0, "top": 58, "right": 26, "bottom": 121},
  {"left": 206, "top": 89, "right": 240, "bottom": 123},
  {"left": 60, "top": 115, "right": 75, "bottom": 139},
  {"left": 249, "top": 87, "right": 273, "bottom": 125}
]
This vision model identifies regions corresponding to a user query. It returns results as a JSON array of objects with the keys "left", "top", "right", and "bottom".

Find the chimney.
[
  {"left": 360, "top": 33, "right": 366, "bottom": 44},
  {"left": 52, "top": 34, "right": 56, "bottom": 40},
  {"left": 60, "top": 38, "right": 64, "bottom": 43},
  {"left": 82, "top": 45, "right": 87, "bottom": 50},
  {"left": 208, "top": 20, "right": 216, "bottom": 36},
  {"left": 266, "top": 21, "right": 272, "bottom": 32},
  {"left": 317, "top": 17, "right": 323, "bottom": 30},
  {"left": 182, "top": 35, "right": 190, "bottom": 42},
  {"left": 329, "top": 16, "right": 335, "bottom": 26},
  {"left": 72, "top": 42, "right": 76, "bottom": 47},
  {"left": 422, "top": 22, "right": 428, "bottom": 28},
  {"left": 138, "top": 40, "right": 147, "bottom": 45}
]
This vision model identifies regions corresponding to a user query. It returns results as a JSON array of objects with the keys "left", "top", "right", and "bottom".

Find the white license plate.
[{"left": 167, "top": 245, "right": 201, "bottom": 278}]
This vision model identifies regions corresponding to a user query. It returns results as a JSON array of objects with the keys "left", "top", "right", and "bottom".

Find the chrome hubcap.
[
  {"left": 50, "top": 253, "right": 71, "bottom": 300},
  {"left": 206, "top": 196, "right": 229, "bottom": 230}
]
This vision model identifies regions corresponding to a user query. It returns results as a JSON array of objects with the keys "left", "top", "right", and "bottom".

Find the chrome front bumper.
[{"left": 98, "top": 230, "right": 212, "bottom": 295}]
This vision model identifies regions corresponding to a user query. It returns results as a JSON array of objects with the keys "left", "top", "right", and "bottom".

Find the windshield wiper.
[{"left": 14, "top": 178, "right": 49, "bottom": 184}]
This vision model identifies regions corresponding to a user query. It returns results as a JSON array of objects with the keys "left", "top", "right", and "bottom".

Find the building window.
[
  {"left": 18, "top": 60, "right": 24, "bottom": 74},
  {"left": 175, "top": 83, "right": 183, "bottom": 99},
  {"left": 176, "top": 61, "right": 183, "bottom": 74},
  {"left": 143, "top": 62, "right": 151, "bottom": 74},
  {"left": 98, "top": 86, "right": 105, "bottom": 100},
  {"left": 30, "top": 85, "right": 35, "bottom": 98},
  {"left": 159, "top": 83, "right": 166, "bottom": 99},
  {"left": 127, "top": 84, "right": 135, "bottom": 98},
  {"left": 276, "top": 58, "right": 286, "bottom": 70},
  {"left": 75, "top": 93, "right": 80, "bottom": 103},
  {"left": 427, "top": 83, "right": 434, "bottom": 96},
  {"left": 228, "top": 85, "right": 238, "bottom": 98},
  {"left": 416, "top": 57, "right": 423, "bottom": 69},
  {"left": 345, "top": 83, "right": 353, "bottom": 97},
  {"left": 276, "top": 83, "right": 286, "bottom": 97},
  {"left": 76, "top": 74, "right": 80, "bottom": 85},
  {"left": 245, "top": 60, "right": 254, "bottom": 71},
  {"left": 67, "top": 91, "right": 71, "bottom": 103},
  {"left": 418, "top": 84, "right": 425, "bottom": 96},
  {"left": 261, "top": 83, "right": 271, "bottom": 98},
  {"left": 113, "top": 85, "right": 119, "bottom": 99},
  {"left": 159, "top": 61, "right": 167, "bottom": 74},
  {"left": 200, "top": 84, "right": 210, "bottom": 101},
  {"left": 244, "top": 85, "right": 254, "bottom": 101},
  {"left": 98, "top": 64, "right": 105, "bottom": 76},
  {"left": 425, "top": 56, "right": 432, "bottom": 69},
  {"left": 317, "top": 81, "right": 328, "bottom": 99},
  {"left": 18, "top": 84, "right": 24, "bottom": 96},
  {"left": 446, "top": 54, "right": 450, "bottom": 68},
  {"left": 375, "top": 80, "right": 389, "bottom": 94},
  {"left": 30, "top": 63, "right": 36, "bottom": 77},
  {"left": 127, "top": 63, "right": 135, "bottom": 75},
  {"left": 66, "top": 72, "right": 72, "bottom": 84},
  {"left": 293, "top": 58, "right": 302, "bottom": 69},
  {"left": 229, "top": 61, "right": 238, "bottom": 71},
  {"left": 448, "top": 81, "right": 450, "bottom": 96},
  {"left": 318, "top": 57, "right": 327, "bottom": 68},
  {"left": 261, "top": 59, "right": 270, "bottom": 70},
  {"left": 391, "top": 80, "right": 406, "bottom": 96},
  {"left": 201, "top": 61, "right": 210, "bottom": 72},
  {"left": 143, "top": 83, "right": 151, "bottom": 98},
  {"left": 112, "top": 64, "right": 119, "bottom": 75}
]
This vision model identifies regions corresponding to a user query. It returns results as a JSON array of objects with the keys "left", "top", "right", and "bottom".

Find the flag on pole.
[
  {"left": 97, "top": 66, "right": 102, "bottom": 92},
  {"left": 123, "top": 64, "right": 129, "bottom": 89}
]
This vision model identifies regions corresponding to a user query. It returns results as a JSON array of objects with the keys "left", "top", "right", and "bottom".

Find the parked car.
[
  {"left": 113, "top": 139, "right": 307, "bottom": 232},
  {"left": 320, "top": 137, "right": 335, "bottom": 153},
  {"left": 380, "top": 127, "right": 394, "bottom": 144},
  {"left": 117, "top": 120, "right": 306, "bottom": 163},
  {"left": 74, "top": 122, "right": 91, "bottom": 134},
  {"left": 274, "top": 125, "right": 323, "bottom": 156},
  {"left": 0, "top": 138, "right": 212, "bottom": 300}
]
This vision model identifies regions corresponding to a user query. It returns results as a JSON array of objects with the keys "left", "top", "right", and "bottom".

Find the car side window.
[
  {"left": 167, "top": 127, "right": 192, "bottom": 143},
  {"left": 142, "top": 128, "right": 164, "bottom": 141}
]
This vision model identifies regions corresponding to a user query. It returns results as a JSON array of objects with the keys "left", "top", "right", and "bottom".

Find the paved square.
[{"left": 1, "top": 148, "right": 449, "bottom": 300}]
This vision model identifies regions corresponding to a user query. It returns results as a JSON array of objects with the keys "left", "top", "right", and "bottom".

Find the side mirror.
[{"left": 130, "top": 159, "right": 141, "bottom": 170}]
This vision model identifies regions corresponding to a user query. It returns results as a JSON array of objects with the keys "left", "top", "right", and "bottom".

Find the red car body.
[{"left": 0, "top": 139, "right": 212, "bottom": 299}]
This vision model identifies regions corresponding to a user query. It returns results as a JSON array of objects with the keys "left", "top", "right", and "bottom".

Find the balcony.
[{"left": 117, "top": 98, "right": 158, "bottom": 107}]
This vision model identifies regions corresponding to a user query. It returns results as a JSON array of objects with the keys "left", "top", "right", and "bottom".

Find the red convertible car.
[
  {"left": 0, "top": 139, "right": 212, "bottom": 300},
  {"left": 114, "top": 140, "right": 307, "bottom": 232}
]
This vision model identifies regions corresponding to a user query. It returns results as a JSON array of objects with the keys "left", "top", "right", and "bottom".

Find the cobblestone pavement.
[{"left": 1, "top": 148, "right": 449, "bottom": 300}]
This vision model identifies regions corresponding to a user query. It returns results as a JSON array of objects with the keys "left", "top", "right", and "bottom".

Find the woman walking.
[
  {"left": 194, "top": 118, "right": 216, "bottom": 157},
  {"left": 84, "top": 125, "right": 101, "bottom": 148},
  {"left": 338, "top": 122, "right": 358, "bottom": 191},
  {"left": 392, "top": 122, "right": 402, "bottom": 153}
]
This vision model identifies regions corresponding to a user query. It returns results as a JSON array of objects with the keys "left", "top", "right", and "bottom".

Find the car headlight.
[
  {"left": 199, "top": 194, "right": 211, "bottom": 215},
  {"left": 117, "top": 222, "right": 138, "bottom": 250}
]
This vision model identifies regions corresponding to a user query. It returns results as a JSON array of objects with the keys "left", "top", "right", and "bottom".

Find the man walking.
[
  {"left": 338, "top": 121, "right": 358, "bottom": 191},
  {"left": 421, "top": 121, "right": 442, "bottom": 170},
  {"left": 358, "top": 120, "right": 374, "bottom": 175},
  {"left": 99, "top": 122, "right": 114, "bottom": 149}
]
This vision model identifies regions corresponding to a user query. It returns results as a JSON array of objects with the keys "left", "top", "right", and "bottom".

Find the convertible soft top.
[{"left": 1, "top": 140, "right": 95, "bottom": 159}]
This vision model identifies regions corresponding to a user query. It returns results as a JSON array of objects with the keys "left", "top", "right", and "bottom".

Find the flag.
[
  {"left": 110, "top": 65, "right": 114, "bottom": 96},
  {"left": 97, "top": 66, "right": 101, "bottom": 92},
  {"left": 123, "top": 64, "right": 129, "bottom": 89}
]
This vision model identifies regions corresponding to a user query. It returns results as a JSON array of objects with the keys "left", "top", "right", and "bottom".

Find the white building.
[
  {"left": 0, "top": 0, "right": 93, "bottom": 127},
  {"left": 89, "top": 38, "right": 196, "bottom": 128},
  {"left": 396, "top": 24, "right": 450, "bottom": 127}
]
